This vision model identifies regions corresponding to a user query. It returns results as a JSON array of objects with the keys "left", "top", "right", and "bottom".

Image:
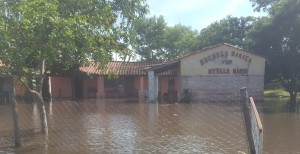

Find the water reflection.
[
  {"left": 262, "top": 98, "right": 300, "bottom": 154},
  {"left": 263, "top": 98, "right": 300, "bottom": 114},
  {"left": 148, "top": 102, "right": 158, "bottom": 122}
]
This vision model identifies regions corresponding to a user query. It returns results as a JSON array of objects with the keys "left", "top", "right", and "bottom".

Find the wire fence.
[{"left": 0, "top": 96, "right": 250, "bottom": 153}]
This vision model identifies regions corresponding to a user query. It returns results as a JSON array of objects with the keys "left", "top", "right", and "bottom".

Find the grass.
[{"left": 264, "top": 89, "right": 290, "bottom": 98}]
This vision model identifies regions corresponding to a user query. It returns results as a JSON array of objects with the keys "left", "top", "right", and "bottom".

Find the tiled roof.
[{"left": 79, "top": 61, "right": 177, "bottom": 76}]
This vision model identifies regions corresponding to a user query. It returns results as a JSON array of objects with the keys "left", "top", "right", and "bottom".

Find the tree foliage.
[
  {"left": 134, "top": 16, "right": 199, "bottom": 61},
  {"left": 0, "top": 0, "right": 148, "bottom": 134},
  {"left": 134, "top": 15, "right": 167, "bottom": 61},
  {"left": 0, "top": 0, "right": 147, "bottom": 88},
  {"left": 249, "top": 0, "right": 280, "bottom": 11},
  {"left": 164, "top": 24, "right": 199, "bottom": 59},
  {"left": 248, "top": 0, "right": 300, "bottom": 106},
  {"left": 198, "top": 16, "right": 258, "bottom": 49}
]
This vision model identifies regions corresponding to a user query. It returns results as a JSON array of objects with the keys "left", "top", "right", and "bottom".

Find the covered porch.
[
  {"left": 147, "top": 60, "right": 181, "bottom": 103},
  {"left": 49, "top": 61, "right": 180, "bottom": 100}
]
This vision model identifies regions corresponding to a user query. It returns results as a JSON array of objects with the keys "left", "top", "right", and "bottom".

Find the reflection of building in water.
[{"left": 48, "top": 43, "right": 265, "bottom": 101}]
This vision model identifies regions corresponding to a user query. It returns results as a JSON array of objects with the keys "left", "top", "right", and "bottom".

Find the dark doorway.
[
  {"left": 167, "top": 79, "right": 177, "bottom": 102},
  {"left": 73, "top": 78, "right": 83, "bottom": 99},
  {"left": 124, "top": 76, "right": 135, "bottom": 98},
  {"left": 168, "top": 79, "right": 175, "bottom": 91},
  {"left": 42, "top": 76, "right": 50, "bottom": 101}
]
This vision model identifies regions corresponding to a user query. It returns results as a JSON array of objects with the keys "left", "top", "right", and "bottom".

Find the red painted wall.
[
  {"left": 83, "top": 78, "right": 98, "bottom": 98},
  {"left": 50, "top": 77, "right": 72, "bottom": 98}
]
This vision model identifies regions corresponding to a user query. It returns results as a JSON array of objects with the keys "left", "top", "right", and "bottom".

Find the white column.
[{"left": 148, "top": 71, "right": 158, "bottom": 103}]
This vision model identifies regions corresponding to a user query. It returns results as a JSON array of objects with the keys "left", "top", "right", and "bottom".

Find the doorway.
[
  {"left": 124, "top": 76, "right": 135, "bottom": 98},
  {"left": 73, "top": 78, "right": 83, "bottom": 99}
]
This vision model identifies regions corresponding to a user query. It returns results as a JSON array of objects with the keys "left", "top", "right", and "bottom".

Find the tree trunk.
[
  {"left": 19, "top": 81, "right": 48, "bottom": 135},
  {"left": 18, "top": 59, "right": 48, "bottom": 135},
  {"left": 35, "top": 92, "right": 48, "bottom": 135},
  {"left": 9, "top": 77, "right": 21, "bottom": 147},
  {"left": 38, "top": 59, "right": 48, "bottom": 135},
  {"left": 289, "top": 92, "right": 297, "bottom": 112}
]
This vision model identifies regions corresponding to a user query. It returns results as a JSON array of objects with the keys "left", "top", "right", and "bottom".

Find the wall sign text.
[
  {"left": 208, "top": 68, "right": 248, "bottom": 75},
  {"left": 200, "top": 50, "right": 252, "bottom": 66}
]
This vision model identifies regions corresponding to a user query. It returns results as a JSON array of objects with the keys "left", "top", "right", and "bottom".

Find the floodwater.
[
  {"left": 0, "top": 98, "right": 299, "bottom": 154},
  {"left": 261, "top": 98, "right": 300, "bottom": 154}
]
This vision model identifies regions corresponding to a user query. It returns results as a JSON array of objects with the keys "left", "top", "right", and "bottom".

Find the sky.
[{"left": 147, "top": 0, "right": 267, "bottom": 31}]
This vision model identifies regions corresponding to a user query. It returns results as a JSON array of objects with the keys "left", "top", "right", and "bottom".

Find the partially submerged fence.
[
  {"left": 240, "top": 87, "right": 263, "bottom": 154},
  {"left": 0, "top": 87, "right": 263, "bottom": 153}
]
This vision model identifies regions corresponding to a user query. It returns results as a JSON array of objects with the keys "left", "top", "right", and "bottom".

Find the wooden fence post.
[{"left": 240, "top": 87, "right": 263, "bottom": 154}]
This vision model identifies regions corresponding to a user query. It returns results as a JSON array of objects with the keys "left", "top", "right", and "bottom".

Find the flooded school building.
[{"left": 49, "top": 43, "right": 266, "bottom": 101}]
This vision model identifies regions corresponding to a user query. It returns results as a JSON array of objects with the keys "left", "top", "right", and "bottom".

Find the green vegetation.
[
  {"left": 264, "top": 89, "right": 290, "bottom": 98},
  {"left": 133, "top": 16, "right": 199, "bottom": 61},
  {"left": 198, "top": 16, "right": 257, "bottom": 49},
  {"left": 248, "top": 0, "right": 300, "bottom": 107},
  {"left": 264, "top": 89, "right": 300, "bottom": 98},
  {"left": 0, "top": 0, "right": 148, "bottom": 135}
]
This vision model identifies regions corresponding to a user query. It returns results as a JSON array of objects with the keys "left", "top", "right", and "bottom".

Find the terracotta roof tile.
[{"left": 79, "top": 61, "right": 177, "bottom": 76}]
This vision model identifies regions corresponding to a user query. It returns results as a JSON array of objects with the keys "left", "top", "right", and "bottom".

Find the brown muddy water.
[
  {"left": 0, "top": 98, "right": 299, "bottom": 154},
  {"left": 261, "top": 98, "right": 300, "bottom": 154}
]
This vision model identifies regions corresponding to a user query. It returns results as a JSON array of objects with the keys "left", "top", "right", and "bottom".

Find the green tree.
[
  {"left": 198, "top": 16, "right": 258, "bottom": 49},
  {"left": 134, "top": 16, "right": 199, "bottom": 61},
  {"left": 164, "top": 24, "right": 199, "bottom": 59},
  {"left": 250, "top": 0, "right": 280, "bottom": 11},
  {"left": 134, "top": 15, "right": 167, "bottom": 61},
  {"left": 248, "top": 0, "right": 300, "bottom": 108},
  {"left": 0, "top": 0, "right": 147, "bottom": 134}
]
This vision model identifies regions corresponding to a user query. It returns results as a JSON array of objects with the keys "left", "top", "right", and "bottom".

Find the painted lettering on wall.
[
  {"left": 233, "top": 68, "right": 248, "bottom": 74},
  {"left": 222, "top": 60, "right": 232, "bottom": 65},
  {"left": 200, "top": 51, "right": 228, "bottom": 66},
  {"left": 208, "top": 68, "right": 248, "bottom": 75},
  {"left": 200, "top": 50, "right": 252, "bottom": 66},
  {"left": 208, "top": 68, "right": 230, "bottom": 74},
  {"left": 231, "top": 51, "right": 252, "bottom": 64}
]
